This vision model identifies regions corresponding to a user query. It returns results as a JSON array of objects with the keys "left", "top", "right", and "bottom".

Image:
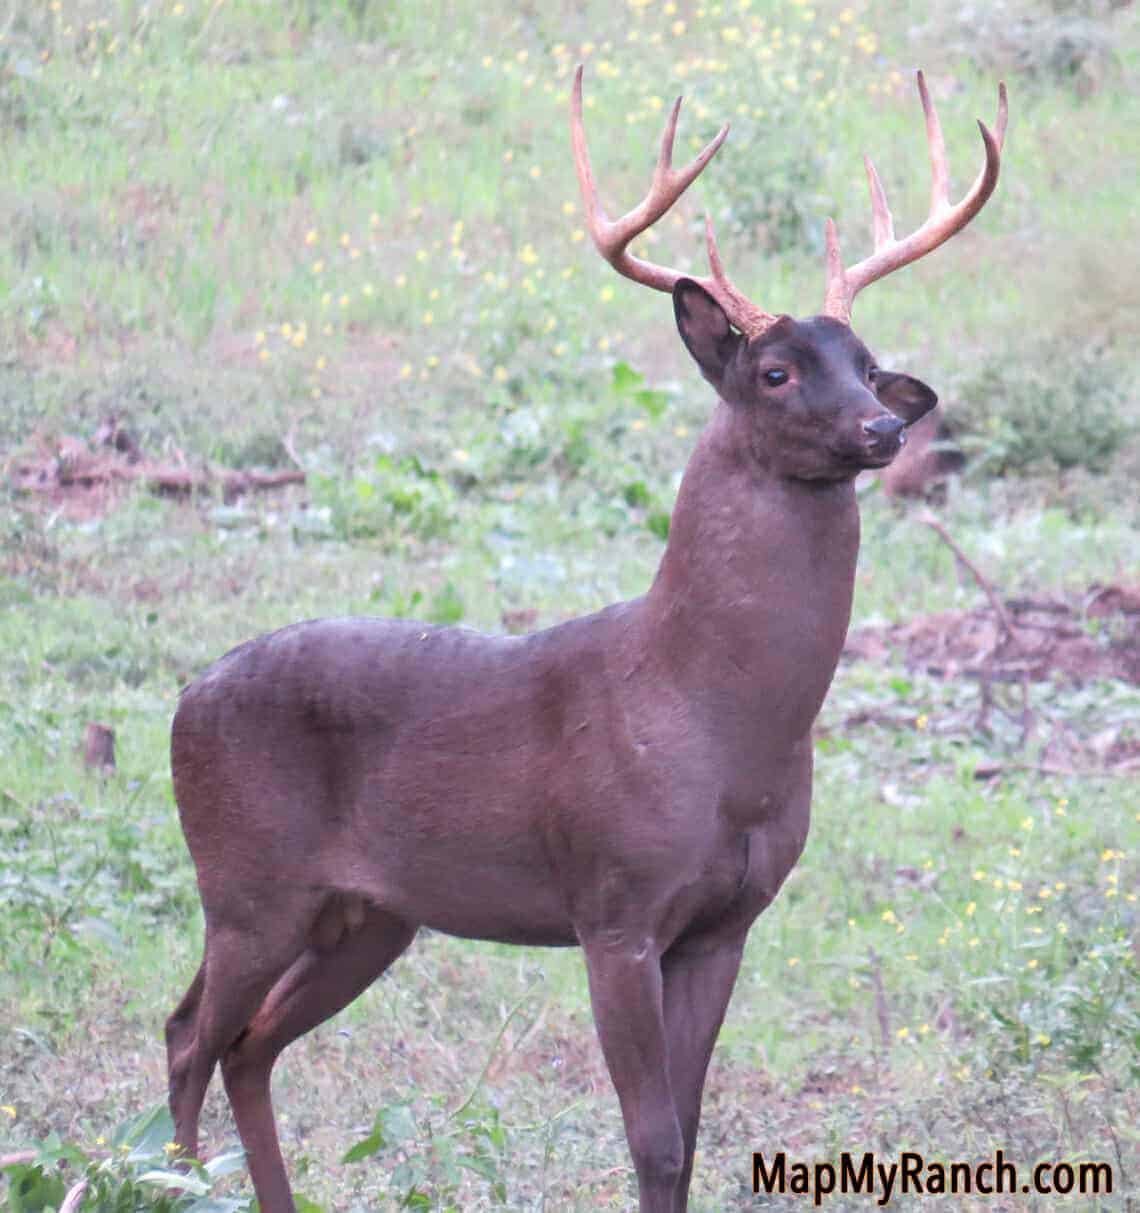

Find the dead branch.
[
  {"left": 973, "top": 760, "right": 1131, "bottom": 780},
  {"left": 0, "top": 1151, "right": 36, "bottom": 1167},
  {"left": 59, "top": 1179, "right": 89, "bottom": 1213},
  {"left": 12, "top": 453, "right": 304, "bottom": 502},
  {"left": 918, "top": 510, "right": 1021, "bottom": 647}
]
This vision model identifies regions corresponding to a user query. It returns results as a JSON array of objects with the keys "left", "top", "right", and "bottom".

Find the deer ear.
[
  {"left": 674, "top": 279, "right": 741, "bottom": 385},
  {"left": 874, "top": 371, "right": 938, "bottom": 425}
]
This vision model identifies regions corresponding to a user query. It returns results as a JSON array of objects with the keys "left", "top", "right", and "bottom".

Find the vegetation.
[{"left": 1, "top": 0, "right": 1136, "bottom": 1209}]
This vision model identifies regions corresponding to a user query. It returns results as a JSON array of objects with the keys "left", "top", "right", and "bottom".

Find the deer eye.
[
  {"left": 764, "top": 369, "right": 789, "bottom": 387},
  {"left": 867, "top": 366, "right": 880, "bottom": 384}
]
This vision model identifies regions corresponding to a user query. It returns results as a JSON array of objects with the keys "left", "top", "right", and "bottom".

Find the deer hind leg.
[
  {"left": 219, "top": 898, "right": 416, "bottom": 1213},
  {"left": 167, "top": 912, "right": 311, "bottom": 1167},
  {"left": 166, "top": 961, "right": 208, "bottom": 1157}
]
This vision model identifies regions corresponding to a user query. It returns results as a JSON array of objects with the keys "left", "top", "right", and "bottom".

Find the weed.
[
  {"left": 1, "top": 1105, "right": 248, "bottom": 1213},
  {"left": 308, "top": 456, "right": 456, "bottom": 546}
]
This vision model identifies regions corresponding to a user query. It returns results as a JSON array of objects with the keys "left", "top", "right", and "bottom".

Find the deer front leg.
[
  {"left": 583, "top": 937, "right": 684, "bottom": 1213},
  {"left": 661, "top": 934, "right": 747, "bottom": 1209}
]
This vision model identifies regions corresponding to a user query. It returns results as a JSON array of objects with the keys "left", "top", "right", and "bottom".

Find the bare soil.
[{"left": 845, "top": 585, "right": 1140, "bottom": 687}]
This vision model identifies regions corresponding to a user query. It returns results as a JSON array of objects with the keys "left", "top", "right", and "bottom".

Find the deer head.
[{"left": 571, "top": 65, "right": 1007, "bottom": 480}]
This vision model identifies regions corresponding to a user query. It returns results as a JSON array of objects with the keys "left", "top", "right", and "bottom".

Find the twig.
[
  {"left": 14, "top": 458, "right": 305, "bottom": 499},
  {"left": 59, "top": 1179, "right": 89, "bottom": 1213},
  {"left": 973, "top": 760, "right": 1130, "bottom": 780},
  {"left": 282, "top": 426, "right": 305, "bottom": 472},
  {"left": 0, "top": 1151, "right": 36, "bottom": 1167},
  {"left": 918, "top": 511, "right": 1021, "bottom": 647},
  {"left": 445, "top": 978, "right": 544, "bottom": 1123},
  {"left": 507, "top": 1096, "right": 585, "bottom": 1135},
  {"left": 867, "top": 948, "right": 890, "bottom": 1057}
]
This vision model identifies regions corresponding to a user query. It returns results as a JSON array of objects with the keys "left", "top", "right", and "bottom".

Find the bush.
[
  {"left": 915, "top": 0, "right": 1127, "bottom": 87},
  {"left": 308, "top": 455, "right": 456, "bottom": 544},
  {"left": 949, "top": 340, "right": 1134, "bottom": 476},
  {"left": 1, "top": 1105, "right": 249, "bottom": 1213}
]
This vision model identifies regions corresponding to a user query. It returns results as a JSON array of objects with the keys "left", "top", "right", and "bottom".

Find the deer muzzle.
[{"left": 862, "top": 413, "right": 907, "bottom": 460}]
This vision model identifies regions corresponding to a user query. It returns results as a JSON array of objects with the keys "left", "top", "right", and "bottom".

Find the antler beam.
[
  {"left": 571, "top": 64, "right": 776, "bottom": 339},
  {"left": 823, "top": 71, "right": 1008, "bottom": 323}
]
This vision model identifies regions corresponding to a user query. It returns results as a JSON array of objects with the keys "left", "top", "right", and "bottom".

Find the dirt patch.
[
  {"left": 846, "top": 585, "right": 1140, "bottom": 687},
  {"left": 842, "top": 585, "right": 1139, "bottom": 777}
]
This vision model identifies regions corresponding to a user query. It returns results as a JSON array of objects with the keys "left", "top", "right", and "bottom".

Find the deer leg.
[
  {"left": 219, "top": 904, "right": 416, "bottom": 1213},
  {"left": 167, "top": 921, "right": 308, "bottom": 1165},
  {"left": 166, "top": 961, "right": 207, "bottom": 1157},
  {"left": 583, "top": 939, "right": 683, "bottom": 1213},
  {"left": 661, "top": 936, "right": 747, "bottom": 1210}
]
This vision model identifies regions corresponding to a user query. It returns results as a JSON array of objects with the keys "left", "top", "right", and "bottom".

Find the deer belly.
[{"left": 345, "top": 766, "right": 575, "bottom": 945}]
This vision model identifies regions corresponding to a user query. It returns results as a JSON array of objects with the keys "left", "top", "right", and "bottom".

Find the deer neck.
[{"left": 642, "top": 402, "right": 860, "bottom": 743}]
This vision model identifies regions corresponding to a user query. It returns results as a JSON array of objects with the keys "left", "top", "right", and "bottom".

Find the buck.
[{"left": 166, "top": 67, "right": 1006, "bottom": 1212}]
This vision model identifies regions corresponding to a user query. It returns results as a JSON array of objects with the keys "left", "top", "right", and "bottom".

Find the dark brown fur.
[{"left": 167, "top": 284, "right": 936, "bottom": 1212}]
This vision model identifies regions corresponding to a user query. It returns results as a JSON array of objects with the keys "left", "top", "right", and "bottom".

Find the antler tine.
[
  {"left": 704, "top": 212, "right": 769, "bottom": 326},
  {"left": 918, "top": 70, "right": 951, "bottom": 214},
  {"left": 570, "top": 64, "right": 777, "bottom": 337},
  {"left": 862, "top": 154, "right": 895, "bottom": 249},
  {"left": 823, "top": 72, "right": 1008, "bottom": 324}
]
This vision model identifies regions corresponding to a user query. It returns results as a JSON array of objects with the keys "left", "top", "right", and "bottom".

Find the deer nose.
[{"left": 862, "top": 415, "right": 905, "bottom": 440}]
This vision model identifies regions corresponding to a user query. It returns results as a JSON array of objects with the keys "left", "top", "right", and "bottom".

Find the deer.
[{"left": 165, "top": 66, "right": 1007, "bottom": 1213}]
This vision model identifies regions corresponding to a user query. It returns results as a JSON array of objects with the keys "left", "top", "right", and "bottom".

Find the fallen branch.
[
  {"left": 59, "top": 1180, "right": 89, "bottom": 1213},
  {"left": 0, "top": 1151, "right": 36, "bottom": 1167},
  {"left": 13, "top": 452, "right": 304, "bottom": 502},
  {"left": 918, "top": 510, "right": 1021, "bottom": 648},
  {"left": 973, "top": 760, "right": 1131, "bottom": 781}
]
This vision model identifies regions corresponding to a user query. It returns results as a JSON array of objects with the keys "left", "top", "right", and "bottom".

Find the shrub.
[
  {"left": 949, "top": 340, "right": 1133, "bottom": 476},
  {"left": 915, "top": 0, "right": 1127, "bottom": 88},
  {"left": 308, "top": 455, "right": 456, "bottom": 544},
  {"left": 1, "top": 1105, "right": 249, "bottom": 1213}
]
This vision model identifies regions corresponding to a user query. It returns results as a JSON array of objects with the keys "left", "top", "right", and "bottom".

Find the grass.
[{"left": 2, "top": 0, "right": 1138, "bottom": 1210}]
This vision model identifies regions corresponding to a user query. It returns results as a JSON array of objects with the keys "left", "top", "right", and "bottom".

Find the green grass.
[{"left": 2, "top": 0, "right": 1138, "bottom": 1210}]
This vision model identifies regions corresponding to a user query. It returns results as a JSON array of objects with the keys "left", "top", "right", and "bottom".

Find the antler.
[
  {"left": 571, "top": 64, "right": 777, "bottom": 339},
  {"left": 823, "top": 71, "right": 1008, "bottom": 324}
]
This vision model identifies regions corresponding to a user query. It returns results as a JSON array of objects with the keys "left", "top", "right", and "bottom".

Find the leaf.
[
  {"left": 138, "top": 1168, "right": 211, "bottom": 1196},
  {"left": 34, "top": 1134, "right": 86, "bottom": 1168},
  {"left": 622, "top": 481, "right": 651, "bottom": 508},
  {"left": 376, "top": 1103, "right": 418, "bottom": 1147},
  {"left": 2, "top": 1163, "right": 67, "bottom": 1213},
  {"left": 611, "top": 361, "right": 643, "bottom": 394},
  {"left": 647, "top": 512, "right": 670, "bottom": 541},
  {"left": 114, "top": 1103, "right": 176, "bottom": 1160},
  {"left": 634, "top": 388, "right": 668, "bottom": 419},
  {"left": 341, "top": 1131, "right": 383, "bottom": 1165},
  {"left": 203, "top": 1147, "right": 246, "bottom": 1181},
  {"left": 459, "top": 1154, "right": 502, "bottom": 1183}
]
